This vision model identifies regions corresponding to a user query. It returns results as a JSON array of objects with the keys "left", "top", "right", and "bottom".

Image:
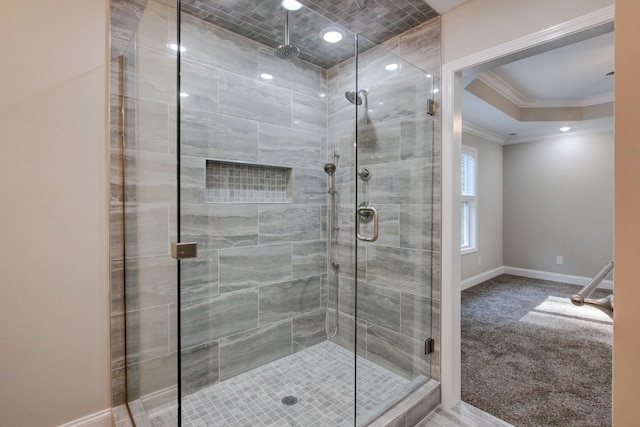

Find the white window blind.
[{"left": 461, "top": 145, "right": 477, "bottom": 253}]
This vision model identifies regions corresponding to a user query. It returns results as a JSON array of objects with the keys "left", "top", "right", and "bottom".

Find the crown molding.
[
  {"left": 476, "top": 70, "right": 615, "bottom": 109},
  {"left": 505, "top": 124, "right": 614, "bottom": 144},
  {"left": 462, "top": 121, "right": 506, "bottom": 145}
]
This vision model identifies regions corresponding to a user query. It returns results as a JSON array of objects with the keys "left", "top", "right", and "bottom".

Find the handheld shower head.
[{"left": 323, "top": 162, "right": 336, "bottom": 176}]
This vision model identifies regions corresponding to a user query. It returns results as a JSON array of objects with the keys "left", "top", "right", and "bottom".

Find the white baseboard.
[
  {"left": 503, "top": 266, "right": 614, "bottom": 290},
  {"left": 461, "top": 266, "right": 614, "bottom": 291},
  {"left": 461, "top": 266, "right": 505, "bottom": 290},
  {"left": 57, "top": 409, "right": 113, "bottom": 427}
]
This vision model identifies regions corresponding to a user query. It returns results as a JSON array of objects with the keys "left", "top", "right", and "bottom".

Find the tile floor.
[{"left": 146, "top": 341, "right": 413, "bottom": 426}]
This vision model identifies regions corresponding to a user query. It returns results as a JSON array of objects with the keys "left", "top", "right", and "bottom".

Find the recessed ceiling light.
[
  {"left": 320, "top": 27, "right": 345, "bottom": 43},
  {"left": 318, "top": 93, "right": 326, "bottom": 98},
  {"left": 260, "top": 73, "right": 274, "bottom": 80},
  {"left": 425, "top": 74, "right": 433, "bottom": 79},
  {"left": 168, "top": 43, "right": 186, "bottom": 52},
  {"left": 560, "top": 127, "right": 571, "bottom": 132},
  {"left": 281, "top": 0, "right": 303, "bottom": 10},
  {"left": 385, "top": 63, "right": 399, "bottom": 71},
  {"left": 432, "top": 88, "right": 440, "bottom": 94},
  {"left": 179, "top": 92, "right": 189, "bottom": 98}
]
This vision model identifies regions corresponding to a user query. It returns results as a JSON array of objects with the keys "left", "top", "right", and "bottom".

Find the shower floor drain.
[{"left": 281, "top": 396, "right": 298, "bottom": 406}]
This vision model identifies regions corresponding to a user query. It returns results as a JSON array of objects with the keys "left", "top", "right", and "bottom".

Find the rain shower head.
[
  {"left": 274, "top": 10, "right": 300, "bottom": 60},
  {"left": 345, "top": 88, "right": 369, "bottom": 105}
]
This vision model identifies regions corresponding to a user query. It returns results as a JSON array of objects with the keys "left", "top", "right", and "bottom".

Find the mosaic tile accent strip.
[
  {"left": 206, "top": 160, "right": 291, "bottom": 203},
  {"left": 146, "top": 341, "right": 414, "bottom": 426}
]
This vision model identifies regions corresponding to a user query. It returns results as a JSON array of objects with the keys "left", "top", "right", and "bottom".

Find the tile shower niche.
[{"left": 205, "top": 160, "right": 293, "bottom": 204}]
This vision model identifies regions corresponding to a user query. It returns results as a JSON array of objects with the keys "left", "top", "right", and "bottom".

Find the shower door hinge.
[
  {"left": 425, "top": 338, "right": 435, "bottom": 355},
  {"left": 171, "top": 242, "right": 198, "bottom": 260},
  {"left": 427, "top": 99, "right": 436, "bottom": 116}
]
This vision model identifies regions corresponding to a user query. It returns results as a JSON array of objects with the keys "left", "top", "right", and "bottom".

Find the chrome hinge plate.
[{"left": 425, "top": 338, "right": 435, "bottom": 355}]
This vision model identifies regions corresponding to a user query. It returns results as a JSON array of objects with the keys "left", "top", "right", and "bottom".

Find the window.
[{"left": 461, "top": 145, "right": 477, "bottom": 254}]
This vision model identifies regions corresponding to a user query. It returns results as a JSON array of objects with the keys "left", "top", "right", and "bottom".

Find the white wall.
[
  {"left": 503, "top": 132, "right": 614, "bottom": 278},
  {"left": 461, "top": 132, "right": 503, "bottom": 282},
  {"left": 441, "top": 0, "right": 614, "bottom": 64},
  {"left": 0, "top": 0, "right": 111, "bottom": 426}
]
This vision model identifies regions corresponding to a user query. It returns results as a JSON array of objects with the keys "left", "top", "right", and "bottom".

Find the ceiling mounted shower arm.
[
  {"left": 283, "top": 10, "right": 290, "bottom": 45},
  {"left": 274, "top": 10, "right": 300, "bottom": 60}
]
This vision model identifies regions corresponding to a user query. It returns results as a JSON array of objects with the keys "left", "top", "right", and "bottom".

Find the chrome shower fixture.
[
  {"left": 323, "top": 162, "right": 337, "bottom": 194},
  {"left": 345, "top": 88, "right": 369, "bottom": 105},
  {"left": 274, "top": 10, "right": 300, "bottom": 60}
]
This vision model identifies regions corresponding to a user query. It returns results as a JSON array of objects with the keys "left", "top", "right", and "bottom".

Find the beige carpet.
[{"left": 461, "top": 275, "right": 612, "bottom": 427}]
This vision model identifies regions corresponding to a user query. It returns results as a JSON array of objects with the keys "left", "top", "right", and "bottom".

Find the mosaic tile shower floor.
[{"left": 147, "top": 341, "right": 412, "bottom": 426}]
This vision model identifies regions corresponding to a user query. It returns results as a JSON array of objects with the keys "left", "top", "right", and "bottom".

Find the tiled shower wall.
[
  {"left": 326, "top": 18, "right": 442, "bottom": 381},
  {"left": 109, "top": 0, "right": 442, "bottom": 408},
  {"left": 177, "top": 6, "right": 330, "bottom": 394}
]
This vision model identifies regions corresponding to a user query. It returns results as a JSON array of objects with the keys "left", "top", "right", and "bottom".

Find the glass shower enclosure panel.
[
  {"left": 120, "top": 0, "right": 180, "bottom": 425},
  {"left": 353, "top": 38, "right": 436, "bottom": 424},
  {"left": 176, "top": 2, "right": 358, "bottom": 426}
]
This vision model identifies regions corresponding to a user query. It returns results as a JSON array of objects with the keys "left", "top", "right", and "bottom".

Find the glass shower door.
[{"left": 353, "top": 37, "right": 436, "bottom": 425}]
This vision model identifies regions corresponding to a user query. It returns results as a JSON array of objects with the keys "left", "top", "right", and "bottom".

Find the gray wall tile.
[
  {"left": 357, "top": 282, "right": 401, "bottom": 332},
  {"left": 124, "top": 205, "right": 170, "bottom": 258},
  {"left": 181, "top": 14, "right": 259, "bottom": 78},
  {"left": 218, "top": 243, "right": 292, "bottom": 292},
  {"left": 180, "top": 59, "right": 219, "bottom": 113},
  {"left": 126, "top": 305, "right": 170, "bottom": 365},
  {"left": 366, "top": 324, "right": 429, "bottom": 379},
  {"left": 181, "top": 249, "right": 219, "bottom": 302},
  {"left": 357, "top": 120, "right": 401, "bottom": 165},
  {"left": 219, "top": 71, "right": 292, "bottom": 127},
  {"left": 181, "top": 340, "right": 219, "bottom": 394},
  {"left": 258, "top": 47, "right": 327, "bottom": 98},
  {"left": 259, "top": 276, "right": 321, "bottom": 325},
  {"left": 181, "top": 288, "right": 259, "bottom": 348},
  {"left": 180, "top": 204, "right": 259, "bottom": 251},
  {"left": 135, "top": 45, "right": 176, "bottom": 104},
  {"left": 327, "top": 310, "right": 366, "bottom": 356},
  {"left": 293, "top": 92, "right": 328, "bottom": 135},
  {"left": 180, "top": 155, "right": 205, "bottom": 205},
  {"left": 111, "top": 314, "right": 126, "bottom": 371},
  {"left": 219, "top": 320, "right": 292, "bottom": 381},
  {"left": 367, "top": 158, "right": 435, "bottom": 205},
  {"left": 399, "top": 204, "right": 434, "bottom": 251},
  {"left": 125, "top": 255, "right": 176, "bottom": 310},
  {"left": 259, "top": 205, "right": 322, "bottom": 244},
  {"left": 259, "top": 124, "right": 323, "bottom": 168},
  {"left": 136, "top": 0, "right": 170, "bottom": 52},
  {"left": 292, "top": 167, "right": 327, "bottom": 205},
  {"left": 398, "top": 17, "right": 441, "bottom": 78},
  {"left": 400, "top": 114, "right": 435, "bottom": 161},
  {"left": 293, "top": 309, "right": 326, "bottom": 352},
  {"left": 127, "top": 352, "right": 177, "bottom": 401},
  {"left": 367, "top": 246, "right": 431, "bottom": 297},
  {"left": 400, "top": 293, "right": 432, "bottom": 341},
  {"left": 292, "top": 240, "right": 327, "bottom": 279},
  {"left": 124, "top": 151, "right": 176, "bottom": 205},
  {"left": 180, "top": 108, "right": 259, "bottom": 162}
]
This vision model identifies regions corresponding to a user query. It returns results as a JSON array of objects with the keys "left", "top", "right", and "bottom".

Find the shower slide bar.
[{"left": 570, "top": 260, "right": 614, "bottom": 319}]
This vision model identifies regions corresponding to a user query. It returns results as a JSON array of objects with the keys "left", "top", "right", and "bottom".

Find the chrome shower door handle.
[{"left": 356, "top": 205, "right": 378, "bottom": 242}]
